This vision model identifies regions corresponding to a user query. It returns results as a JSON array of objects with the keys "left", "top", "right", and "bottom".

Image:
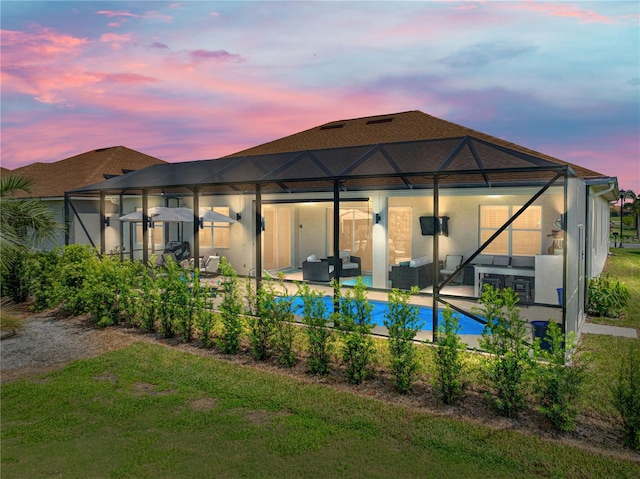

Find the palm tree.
[
  {"left": 0, "top": 175, "right": 59, "bottom": 274},
  {"left": 624, "top": 190, "right": 640, "bottom": 239}
]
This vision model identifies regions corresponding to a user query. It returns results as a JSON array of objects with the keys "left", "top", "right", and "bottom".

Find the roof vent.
[
  {"left": 94, "top": 147, "right": 112, "bottom": 152},
  {"left": 366, "top": 118, "right": 394, "bottom": 125},
  {"left": 103, "top": 174, "right": 119, "bottom": 180},
  {"left": 320, "top": 123, "right": 345, "bottom": 130}
]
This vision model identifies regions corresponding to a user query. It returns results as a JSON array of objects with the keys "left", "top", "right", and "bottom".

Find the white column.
[{"left": 371, "top": 194, "right": 388, "bottom": 289}]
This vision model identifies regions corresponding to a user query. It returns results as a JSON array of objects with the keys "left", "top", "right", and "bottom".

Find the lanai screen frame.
[{"left": 67, "top": 135, "right": 576, "bottom": 338}]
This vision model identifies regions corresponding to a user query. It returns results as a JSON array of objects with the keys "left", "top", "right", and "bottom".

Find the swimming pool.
[{"left": 284, "top": 296, "right": 486, "bottom": 335}]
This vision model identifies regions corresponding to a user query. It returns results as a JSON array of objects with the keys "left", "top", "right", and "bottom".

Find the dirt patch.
[
  {"left": 131, "top": 382, "right": 175, "bottom": 396},
  {"left": 190, "top": 397, "right": 217, "bottom": 411},
  {"left": 2, "top": 310, "right": 639, "bottom": 464},
  {"left": 227, "top": 407, "right": 290, "bottom": 425}
]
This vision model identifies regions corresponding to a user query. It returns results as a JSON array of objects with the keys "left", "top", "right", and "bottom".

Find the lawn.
[
  {"left": 590, "top": 248, "right": 640, "bottom": 329},
  {"left": 2, "top": 342, "right": 639, "bottom": 479},
  {"left": 2, "top": 247, "right": 639, "bottom": 478}
]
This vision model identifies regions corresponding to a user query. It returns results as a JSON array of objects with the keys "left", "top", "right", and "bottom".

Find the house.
[
  {"left": 68, "top": 111, "right": 619, "bottom": 339},
  {"left": 5, "top": 146, "right": 166, "bottom": 250}
]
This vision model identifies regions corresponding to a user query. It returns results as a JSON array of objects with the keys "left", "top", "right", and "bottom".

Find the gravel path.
[{"left": 1, "top": 311, "right": 136, "bottom": 382}]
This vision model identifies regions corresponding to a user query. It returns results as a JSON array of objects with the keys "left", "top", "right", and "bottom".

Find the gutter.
[{"left": 588, "top": 178, "right": 616, "bottom": 199}]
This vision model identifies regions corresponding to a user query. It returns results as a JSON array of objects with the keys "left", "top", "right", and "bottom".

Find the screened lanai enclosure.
[{"left": 66, "top": 111, "right": 617, "bottom": 343}]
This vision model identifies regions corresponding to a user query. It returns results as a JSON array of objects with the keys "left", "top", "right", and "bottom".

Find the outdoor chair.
[
  {"left": 482, "top": 276, "right": 504, "bottom": 291},
  {"left": 201, "top": 255, "right": 221, "bottom": 277},
  {"left": 440, "top": 254, "right": 463, "bottom": 284},
  {"left": 302, "top": 257, "right": 335, "bottom": 282},
  {"left": 511, "top": 278, "right": 532, "bottom": 303},
  {"left": 483, "top": 255, "right": 511, "bottom": 288}
]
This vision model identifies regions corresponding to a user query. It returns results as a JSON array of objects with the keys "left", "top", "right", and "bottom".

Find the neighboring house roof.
[
  {"left": 227, "top": 110, "right": 604, "bottom": 181},
  {"left": 8, "top": 146, "right": 166, "bottom": 198}
]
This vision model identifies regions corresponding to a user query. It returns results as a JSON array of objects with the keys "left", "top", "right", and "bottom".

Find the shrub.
[
  {"left": 157, "top": 258, "right": 187, "bottom": 338},
  {"left": 298, "top": 283, "right": 333, "bottom": 376},
  {"left": 27, "top": 245, "right": 95, "bottom": 315},
  {"left": 137, "top": 258, "right": 162, "bottom": 333},
  {"left": 433, "top": 305, "right": 467, "bottom": 405},
  {"left": 29, "top": 249, "right": 64, "bottom": 311},
  {"left": 197, "top": 310, "right": 217, "bottom": 348},
  {"left": 81, "top": 255, "right": 140, "bottom": 328},
  {"left": 534, "top": 322, "right": 586, "bottom": 432},
  {"left": 58, "top": 245, "right": 96, "bottom": 316},
  {"left": 337, "top": 278, "right": 374, "bottom": 385},
  {"left": 587, "top": 273, "right": 631, "bottom": 318},
  {"left": 217, "top": 258, "right": 243, "bottom": 354},
  {"left": 248, "top": 280, "right": 276, "bottom": 361},
  {"left": 1, "top": 248, "right": 32, "bottom": 303},
  {"left": 383, "top": 287, "right": 421, "bottom": 393},
  {"left": 612, "top": 346, "right": 640, "bottom": 450},
  {"left": 478, "top": 286, "right": 533, "bottom": 418},
  {"left": 271, "top": 274, "right": 297, "bottom": 368}
]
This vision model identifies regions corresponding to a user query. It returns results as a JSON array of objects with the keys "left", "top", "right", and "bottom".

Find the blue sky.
[{"left": 1, "top": 1, "right": 639, "bottom": 192}]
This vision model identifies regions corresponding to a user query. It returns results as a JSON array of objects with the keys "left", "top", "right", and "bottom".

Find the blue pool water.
[{"left": 284, "top": 296, "right": 486, "bottom": 335}]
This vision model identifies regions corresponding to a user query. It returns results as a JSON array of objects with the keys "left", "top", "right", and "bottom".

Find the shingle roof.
[
  {"left": 70, "top": 110, "right": 613, "bottom": 195},
  {"left": 8, "top": 146, "right": 166, "bottom": 198},
  {"left": 226, "top": 110, "right": 604, "bottom": 180}
]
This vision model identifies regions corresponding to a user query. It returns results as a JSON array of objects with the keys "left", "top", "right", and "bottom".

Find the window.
[
  {"left": 327, "top": 206, "right": 372, "bottom": 271},
  {"left": 480, "top": 205, "right": 541, "bottom": 256},
  {"left": 388, "top": 206, "right": 412, "bottom": 265},
  {"left": 201, "top": 206, "right": 231, "bottom": 249},
  {"left": 134, "top": 208, "right": 164, "bottom": 249}
]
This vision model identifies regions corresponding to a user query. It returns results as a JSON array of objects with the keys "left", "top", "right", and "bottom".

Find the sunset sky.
[{"left": 2, "top": 1, "right": 639, "bottom": 193}]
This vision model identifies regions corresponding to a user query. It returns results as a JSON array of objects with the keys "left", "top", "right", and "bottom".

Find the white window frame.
[{"left": 479, "top": 205, "right": 542, "bottom": 256}]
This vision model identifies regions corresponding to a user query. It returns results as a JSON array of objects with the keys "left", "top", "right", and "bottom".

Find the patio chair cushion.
[{"left": 409, "top": 256, "right": 429, "bottom": 268}]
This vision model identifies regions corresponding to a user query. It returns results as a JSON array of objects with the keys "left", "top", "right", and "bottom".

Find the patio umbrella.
[
  {"left": 119, "top": 206, "right": 195, "bottom": 223},
  {"left": 199, "top": 208, "right": 237, "bottom": 223},
  {"left": 119, "top": 207, "right": 237, "bottom": 224}
]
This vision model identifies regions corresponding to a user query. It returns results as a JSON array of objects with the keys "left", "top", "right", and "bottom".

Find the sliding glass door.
[{"left": 263, "top": 206, "right": 292, "bottom": 271}]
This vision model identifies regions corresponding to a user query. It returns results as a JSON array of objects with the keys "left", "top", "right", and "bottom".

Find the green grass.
[
  {"left": 591, "top": 249, "right": 640, "bottom": 329},
  {"left": 577, "top": 335, "right": 640, "bottom": 418},
  {"left": 2, "top": 342, "right": 638, "bottom": 479}
]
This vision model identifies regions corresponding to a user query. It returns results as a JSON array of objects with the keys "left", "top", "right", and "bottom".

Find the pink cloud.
[
  {"left": 189, "top": 49, "right": 243, "bottom": 62},
  {"left": 100, "top": 32, "right": 134, "bottom": 50},
  {"left": 1, "top": 27, "right": 88, "bottom": 61},
  {"left": 95, "top": 9, "right": 172, "bottom": 23},
  {"left": 512, "top": 2, "right": 615, "bottom": 25},
  {"left": 98, "top": 73, "right": 157, "bottom": 85},
  {"left": 95, "top": 10, "right": 140, "bottom": 19}
]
